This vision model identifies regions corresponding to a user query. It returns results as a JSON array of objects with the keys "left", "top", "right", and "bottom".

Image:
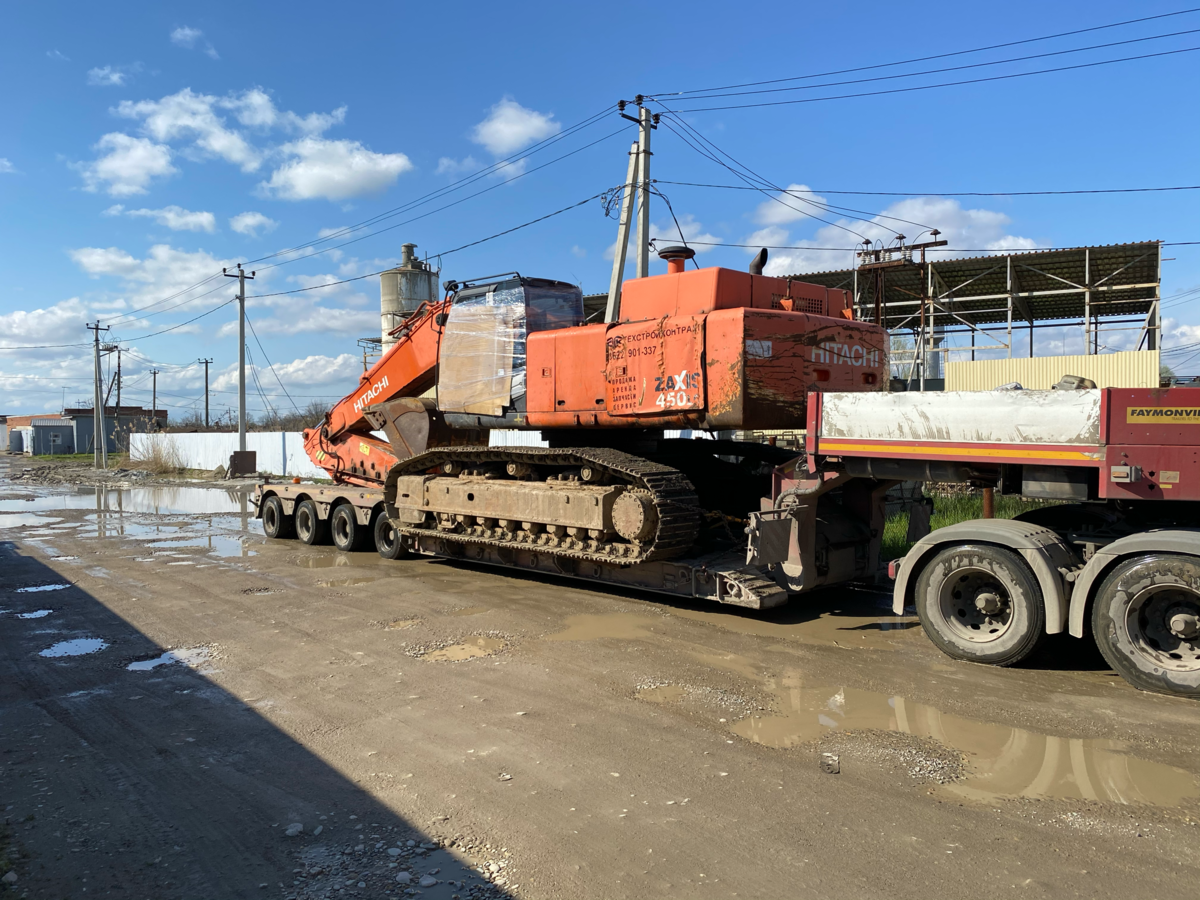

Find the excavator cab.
[{"left": 437, "top": 276, "right": 583, "bottom": 427}]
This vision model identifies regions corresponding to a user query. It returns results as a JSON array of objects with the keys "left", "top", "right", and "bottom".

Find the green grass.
[{"left": 881, "top": 492, "right": 1059, "bottom": 561}]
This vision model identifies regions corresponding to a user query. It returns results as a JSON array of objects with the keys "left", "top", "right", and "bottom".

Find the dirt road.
[{"left": 2, "top": 457, "right": 1198, "bottom": 899}]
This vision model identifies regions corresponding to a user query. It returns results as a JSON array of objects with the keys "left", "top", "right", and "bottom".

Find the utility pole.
[
  {"left": 198, "top": 358, "right": 213, "bottom": 427},
  {"left": 224, "top": 264, "right": 255, "bottom": 451},
  {"left": 150, "top": 369, "right": 160, "bottom": 429},
  {"left": 605, "top": 142, "right": 639, "bottom": 323},
  {"left": 634, "top": 104, "right": 653, "bottom": 279},
  {"left": 87, "top": 322, "right": 110, "bottom": 469},
  {"left": 114, "top": 347, "right": 122, "bottom": 412}
]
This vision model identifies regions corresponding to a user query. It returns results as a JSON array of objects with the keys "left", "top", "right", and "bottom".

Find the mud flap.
[{"left": 745, "top": 509, "right": 794, "bottom": 567}]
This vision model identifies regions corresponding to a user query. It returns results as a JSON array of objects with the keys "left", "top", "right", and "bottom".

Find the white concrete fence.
[{"left": 129, "top": 432, "right": 326, "bottom": 479}]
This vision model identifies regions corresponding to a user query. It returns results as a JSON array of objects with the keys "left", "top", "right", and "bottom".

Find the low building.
[{"left": 5, "top": 408, "right": 166, "bottom": 455}]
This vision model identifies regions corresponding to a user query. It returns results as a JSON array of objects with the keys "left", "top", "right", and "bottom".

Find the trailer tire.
[
  {"left": 374, "top": 513, "right": 411, "bottom": 560},
  {"left": 915, "top": 544, "right": 1045, "bottom": 667},
  {"left": 295, "top": 499, "right": 330, "bottom": 546},
  {"left": 1091, "top": 554, "right": 1200, "bottom": 698},
  {"left": 331, "top": 504, "right": 369, "bottom": 552},
  {"left": 261, "top": 495, "right": 294, "bottom": 540}
]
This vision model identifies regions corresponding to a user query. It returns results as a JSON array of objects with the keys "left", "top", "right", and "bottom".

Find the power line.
[
  {"left": 656, "top": 45, "right": 1200, "bottom": 112},
  {"left": 651, "top": 7, "right": 1200, "bottom": 96},
  {"left": 244, "top": 310, "right": 301, "bottom": 414},
  {"left": 654, "top": 179, "right": 1200, "bottom": 198},
  {"left": 653, "top": 27, "right": 1200, "bottom": 103},
  {"left": 246, "top": 191, "right": 607, "bottom": 300}
]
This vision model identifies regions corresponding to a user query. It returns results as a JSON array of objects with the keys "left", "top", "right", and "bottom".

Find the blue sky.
[{"left": 1, "top": 1, "right": 1197, "bottom": 417}]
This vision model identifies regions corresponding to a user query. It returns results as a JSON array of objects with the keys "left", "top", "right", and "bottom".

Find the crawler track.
[{"left": 384, "top": 446, "right": 701, "bottom": 567}]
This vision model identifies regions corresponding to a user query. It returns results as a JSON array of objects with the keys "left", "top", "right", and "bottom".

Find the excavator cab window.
[{"left": 437, "top": 277, "right": 583, "bottom": 420}]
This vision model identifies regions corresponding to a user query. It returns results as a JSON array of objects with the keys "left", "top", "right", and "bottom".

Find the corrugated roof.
[{"left": 792, "top": 241, "right": 1160, "bottom": 330}]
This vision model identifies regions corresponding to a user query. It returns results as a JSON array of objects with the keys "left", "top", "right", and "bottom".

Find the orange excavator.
[{"left": 263, "top": 245, "right": 890, "bottom": 608}]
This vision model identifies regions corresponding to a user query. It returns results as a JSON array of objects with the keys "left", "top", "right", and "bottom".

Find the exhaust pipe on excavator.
[{"left": 749, "top": 247, "right": 768, "bottom": 275}]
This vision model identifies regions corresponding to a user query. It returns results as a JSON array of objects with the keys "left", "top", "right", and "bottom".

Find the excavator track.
[{"left": 384, "top": 446, "right": 701, "bottom": 567}]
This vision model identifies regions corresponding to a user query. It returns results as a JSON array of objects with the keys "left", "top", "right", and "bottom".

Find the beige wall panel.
[{"left": 946, "top": 350, "right": 1160, "bottom": 391}]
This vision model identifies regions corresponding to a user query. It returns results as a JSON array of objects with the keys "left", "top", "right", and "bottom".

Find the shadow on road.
[{"left": 0, "top": 539, "right": 507, "bottom": 900}]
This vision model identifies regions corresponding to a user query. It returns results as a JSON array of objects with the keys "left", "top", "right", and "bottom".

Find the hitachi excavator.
[{"left": 256, "top": 245, "right": 891, "bottom": 609}]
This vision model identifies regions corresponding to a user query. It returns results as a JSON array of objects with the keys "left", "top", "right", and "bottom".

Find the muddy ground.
[{"left": 1, "top": 453, "right": 1198, "bottom": 899}]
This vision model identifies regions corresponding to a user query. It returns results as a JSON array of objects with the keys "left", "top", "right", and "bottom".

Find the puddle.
[
  {"left": 0, "top": 513, "right": 63, "bottom": 529},
  {"left": 39, "top": 638, "right": 108, "bottom": 658},
  {"left": 127, "top": 647, "right": 211, "bottom": 671},
  {"left": 422, "top": 637, "right": 506, "bottom": 661},
  {"left": 14, "top": 583, "right": 71, "bottom": 593},
  {"left": 17, "top": 610, "right": 52, "bottom": 619},
  {"left": 294, "top": 553, "right": 385, "bottom": 569},
  {"left": 729, "top": 674, "right": 1198, "bottom": 806},
  {"left": 146, "top": 535, "right": 256, "bottom": 557},
  {"left": 50, "top": 555, "right": 80, "bottom": 561},
  {"left": 0, "top": 486, "right": 250, "bottom": 515},
  {"left": 638, "top": 684, "right": 686, "bottom": 704},
  {"left": 449, "top": 606, "right": 489, "bottom": 617},
  {"left": 672, "top": 587, "right": 919, "bottom": 649},
  {"left": 318, "top": 577, "right": 377, "bottom": 587},
  {"left": 547, "top": 613, "right": 659, "bottom": 642}
]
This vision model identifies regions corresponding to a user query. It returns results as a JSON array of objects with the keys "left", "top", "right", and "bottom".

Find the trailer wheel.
[
  {"left": 915, "top": 544, "right": 1045, "bottom": 666},
  {"left": 1091, "top": 554, "right": 1200, "bottom": 698},
  {"left": 330, "top": 504, "right": 369, "bottom": 552},
  {"left": 374, "top": 513, "right": 411, "bottom": 560},
  {"left": 295, "top": 499, "right": 330, "bottom": 546},
  {"left": 261, "top": 495, "right": 294, "bottom": 540}
]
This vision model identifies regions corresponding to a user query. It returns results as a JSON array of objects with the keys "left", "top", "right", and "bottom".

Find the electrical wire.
[
  {"left": 650, "top": 8, "right": 1200, "bottom": 96},
  {"left": 657, "top": 46, "right": 1200, "bottom": 112},
  {"left": 653, "top": 179, "right": 1200, "bottom": 198},
  {"left": 652, "top": 27, "right": 1200, "bottom": 103},
  {"left": 244, "top": 310, "right": 302, "bottom": 414},
  {"left": 245, "top": 191, "right": 607, "bottom": 300}
]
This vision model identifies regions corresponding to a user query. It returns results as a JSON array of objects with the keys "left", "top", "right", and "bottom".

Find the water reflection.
[{"left": 732, "top": 675, "right": 1197, "bottom": 806}]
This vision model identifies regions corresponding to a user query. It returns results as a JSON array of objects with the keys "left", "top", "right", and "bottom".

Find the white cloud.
[
  {"left": 751, "top": 184, "right": 833, "bottom": 227},
  {"left": 571, "top": 245, "right": 587, "bottom": 259},
  {"left": 230, "top": 211, "right": 279, "bottom": 237},
  {"left": 75, "top": 133, "right": 176, "bottom": 196},
  {"left": 116, "top": 89, "right": 262, "bottom": 171},
  {"left": 212, "top": 352, "right": 362, "bottom": 389},
  {"left": 605, "top": 214, "right": 722, "bottom": 261},
  {"left": 125, "top": 205, "right": 217, "bottom": 232},
  {"left": 69, "top": 243, "right": 235, "bottom": 310},
  {"left": 170, "top": 26, "right": 203, "bottom": 47},
  {"left": 102, "top": 204, "right": 124, "bottom": 216},
  {"left": 258, "top": 137, "right": 412, "bottom": 201},
  {"left": 0, "top": 299, "right": 89, "bottom": 349},
  {"left": 752, "top": 196, "right": 1039, "bottom": 277},
  {"left": 46, "top": 50, "right": 69, "bottom": 61},
  {"left": 436, "top": 155, "right": 481, "bottom": 176},
  {"left": 0, "top": 158, "right": 16, "bottom": 174},
  {"left": 169, "top": 27, "right": 219, "bottom": 59},
  {"left": 223, "top": 88, "right": 345, "bottom": 134},
  {"left": 87, "top": 64, "right": 141, "bottom": 87},
  {"left": 220, "top": 308, "right": 377, "bottom": 337},
  {"left": 471, "top": 97, "right": 560, "bottom": 156}
]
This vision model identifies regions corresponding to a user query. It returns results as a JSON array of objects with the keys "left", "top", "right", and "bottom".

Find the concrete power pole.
[
  {"left": 198, "top": 358, "right": 213, "bottom": 427},
  {"left": 87, "top": 322, "right": 110, "bottom": 469},
  {"left": 604, "top": 142, "right": 640, "bottom": 323},
  {"left": 114, "top": 347, "right": 122, "bottom": 412},
  {"left": 634, "top": 105, "right": 653, "bottom": 280},
  {"left": 150, "top": 369, "right": 160, "bottom": 430},
  {"left": 224, "top": 264, "right": 255, "bottom": 451}
]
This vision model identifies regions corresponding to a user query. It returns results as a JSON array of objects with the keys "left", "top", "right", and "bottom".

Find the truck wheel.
[
  {"left": 295, "top": 499, "right": 330, "bottom": 546},
  {"left": 914, "top": 544, "right": 1045, "bottom": 666},
  {"left": 1091, "top": 554, "right": 1200, "bottom": 698},
  {"left": 261, "top": 495, "right": 294, "bottom": 540},
  {"left": 374, "top": 513, "right": 411, "bottom": 560},
  {"left": 330, "top": 504, "right": 369, "bottom": 552}
]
